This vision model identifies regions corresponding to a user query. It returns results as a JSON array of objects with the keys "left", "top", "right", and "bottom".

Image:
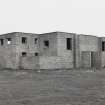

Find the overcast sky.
[{"left": 0, "top": 0, "right": 105, "bottom": 36}]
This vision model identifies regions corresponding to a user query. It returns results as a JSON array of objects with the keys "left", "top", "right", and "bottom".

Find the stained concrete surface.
[{"left": 0, "top": 69, "right": 105, "bottom": 105}]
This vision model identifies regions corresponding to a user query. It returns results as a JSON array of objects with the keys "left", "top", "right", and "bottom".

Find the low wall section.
[{"left": 39, "top": 56, "right": 73, "bottom": 69}]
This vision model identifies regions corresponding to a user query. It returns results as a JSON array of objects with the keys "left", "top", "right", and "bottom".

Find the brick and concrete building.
[{"left": 0, "top": 31, "right": 104, "bottom": 70}]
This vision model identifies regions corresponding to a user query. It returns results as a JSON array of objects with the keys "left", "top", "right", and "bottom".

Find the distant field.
[{"left": 0, "top": 69, "right": 105, "bottom": 105}]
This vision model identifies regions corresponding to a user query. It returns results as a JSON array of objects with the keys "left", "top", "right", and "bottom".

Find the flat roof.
[
  {"left": 0, "top": 31, "right": 104, "bottom": 38},
  {"left": 0, "top": 32, "right": 37, "bottom": 36}
]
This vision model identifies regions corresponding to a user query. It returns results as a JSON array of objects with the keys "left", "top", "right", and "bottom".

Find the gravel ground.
[{"left": 0, "top": 69, "right": 104, "bottom": 105}]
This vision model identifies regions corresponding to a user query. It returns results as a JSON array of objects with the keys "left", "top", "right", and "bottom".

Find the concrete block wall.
[
  {"left": 15, "top": 33, "right": 39, "bottom": 69},
  {"left": 39, "top": 32, "right": 57, "bottom": 56},
  {"left": 39, "top": 56, "right": 73, "bottom": 69},
  {"left": 0, "top": 33, "right": 18, "bottom": 69},
  {"left": 101, "top": 52, "right": 105, "bottom": 67},
  {"left": 74, "top": 35, "right": 81, "bottom": 68},
  {"left": 15, "top": 32, "right": 39, "bottom": 54},
  {"left": 79, "top": 35, "right": 99, "bottom": 51},
  {"left": 0, "top": 32, "right": 40, "bottom": 69},
  {"left": 20, "top": 56, "right": 39, "bottom": 69},
  {"left": 56, "top": 32, "right": 75, "bottom": 68},
  {"left": 100, "top": 37, "right": 105, "bottom": 68},
  {"left": 0, "top": 32, "right": 104, "bottom": 70},
  {"left": 57, "top": 32, "right": 74, "bottom": 56},
  {"left": 36, "top": 32, "right": 75, "bottom": 70},
  {"left": 77, "top": 35, "right": 100, "bottom": 68}
]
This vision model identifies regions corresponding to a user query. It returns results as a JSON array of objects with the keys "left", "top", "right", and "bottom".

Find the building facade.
[{"left": 0, "top": 32, "right": 104, "bottom": 69}]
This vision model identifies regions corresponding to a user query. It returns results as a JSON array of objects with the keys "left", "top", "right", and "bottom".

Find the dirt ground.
[{"left": 0, "top": 69, "right": 105, "bottom": 105}]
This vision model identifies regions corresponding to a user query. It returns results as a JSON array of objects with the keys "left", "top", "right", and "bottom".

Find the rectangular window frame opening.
[
  {"left": 0, "top": 39, "right": 4, "bottom": 46},
  {"left": 35, "top": 52, "right": 39, "bottom": 56},
  {"left": 44, "top": 40, "right": 49, "bottom": 48},
  {"left": 66, "top": 38, "right": 72, "bottom": 50},
  {"left": 22, "top": 37, "right": 27, "bottom": 44},
  {"left": 22, "top": 52, "right": 27, "bottom": 57},
  {"left": 7, "top": 38, "right": 12, "bottom": 45},
  {"left": 34, "top": 38, "right": 38, "bottom": 44},
  {"left": 102, "top": 41, "right": 105, "bottom": 51}
]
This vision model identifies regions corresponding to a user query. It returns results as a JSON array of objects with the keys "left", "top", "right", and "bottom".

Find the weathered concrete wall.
[
  {"left": 81, "top": 51, "right": 91, "bottom": 68},
  {"left": 0, "top": 32, "right": 39, "bottom": 69},
  {"left": 15, "top": 32, "right": 39, "bottom": 54},
  {"left": 17, "top": 32, "right": 58, "bottom": 70},
  {"left": 20, "top": 56, "right": 39, "bottom": 69},
  {"left": 57, "top": 32, "right": 75, "bottom": 68},
  {"left": 39, "top": 32, "right": 57, "bottom": 56},
  {"left": 79, "top": 35, "right": 99, "bottom": 51},
  {"left": 37, "top": 32, "right": 75, "bottom": 69},
  {"left": 101, "top": 52, "right": 105, "bottom": 67},
  {"left": 74, "top": 35, "right": 80, "bottom": 68},
  {"left": 39, "top": 56, "right": 73, "bottom": 69},
  {"left": 77, "top": 35, "right": 100, "bottom": 68},
  {"left": 100, "top": 37, "right": 105, "bottom": 68},
  {"left": 15, "top": 33, "right": 39, "bottom": 69},
  {"left": 0, "top": 32, "right": 103, "bottom": 70},
  {"left": 0, "top": 33, "right": 18, "bottom": 69},
  {"left": 57, "top": 32, "right": 74, "bottom": 56}
]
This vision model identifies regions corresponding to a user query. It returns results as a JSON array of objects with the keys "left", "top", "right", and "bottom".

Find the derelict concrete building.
[{"left": 0, "top": 32, "right": 104, "bottom": 69}]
